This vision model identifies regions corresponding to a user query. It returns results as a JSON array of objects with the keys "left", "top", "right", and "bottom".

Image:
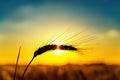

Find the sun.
[{"left": 53, "top": 50, "right": 64, "bottom": 55}]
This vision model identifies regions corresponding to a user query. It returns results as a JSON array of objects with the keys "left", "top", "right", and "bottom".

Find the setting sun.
[
  {"left": 53, "top": 50, "right": 64, "bottom": 55},
  {"left": 33, "top": 50, "right": 82, "bottom": 65}
]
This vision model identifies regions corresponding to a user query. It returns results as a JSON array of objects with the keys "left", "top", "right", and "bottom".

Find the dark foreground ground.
[{"left": 0, "top": 63, "right": 120, "bottom": 80}]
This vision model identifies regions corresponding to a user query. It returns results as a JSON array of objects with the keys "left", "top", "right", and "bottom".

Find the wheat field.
[{"left": 0, "top": 63, "right": 120, "bottom": 80}]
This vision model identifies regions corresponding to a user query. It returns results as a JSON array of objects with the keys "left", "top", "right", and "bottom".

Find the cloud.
[
  {"left": 96, "top": 29, "right": 119, "bottom": 40},
  {"left": 106, "top": 29, "right": 119, "bottom": 38}
]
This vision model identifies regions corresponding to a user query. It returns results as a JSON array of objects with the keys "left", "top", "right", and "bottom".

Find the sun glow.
[
  {"left": 33, "top": 50, "right": 83, "bottom": 65},
  {"left": 53, "top": 50, "right": 64, "bottom": 55}
]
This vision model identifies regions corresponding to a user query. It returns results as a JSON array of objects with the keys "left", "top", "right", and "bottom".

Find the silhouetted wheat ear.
[
  {"left": 21, "top": 44, "right": 78, "bottom": 80},
  {"left": 20, "top": 27, "right": 94, "bottom": 80}
]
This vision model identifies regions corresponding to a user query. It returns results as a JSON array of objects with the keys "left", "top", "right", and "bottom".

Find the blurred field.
[{"left": 0, "top": 63, "right": 120, "bottom": 80}]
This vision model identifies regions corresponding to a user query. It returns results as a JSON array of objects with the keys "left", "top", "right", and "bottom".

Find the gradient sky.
[{"left": 0, "top": 0, "right": 120, "bottom": 65}]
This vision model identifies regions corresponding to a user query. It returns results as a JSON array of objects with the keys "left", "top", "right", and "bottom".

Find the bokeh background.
[{"left": 0, "top": 0, "right": 120, "bottom": 80}]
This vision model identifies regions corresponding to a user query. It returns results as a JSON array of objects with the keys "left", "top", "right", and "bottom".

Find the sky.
[{"left": 0, "top": 0, "right": 120, "bottom": 65}]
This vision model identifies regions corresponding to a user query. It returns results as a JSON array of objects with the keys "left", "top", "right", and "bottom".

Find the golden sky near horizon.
[
  {"left": 0, "top": 20, "right": 120, "bottom": 65},
  {"left": 0, "top": 1, "right": 120, "bottom": 65}
]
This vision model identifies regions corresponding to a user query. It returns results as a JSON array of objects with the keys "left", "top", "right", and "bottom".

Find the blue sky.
[{"left": 0, "top": 0, "right": 120, "bottom": 29}]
